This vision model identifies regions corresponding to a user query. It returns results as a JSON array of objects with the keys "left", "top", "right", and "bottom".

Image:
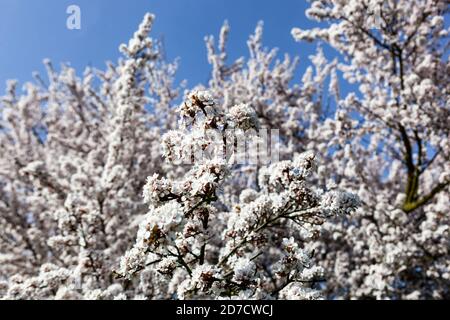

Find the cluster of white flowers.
[
  {"left": 181, "top": 265, "right": 221, "bottom": 296},
  {"left": 232, "top": 258, "right": 256, "bottom": 285},
  {"left": 179, "top": 90, "right": 215, "bottom": 125},
  {"left": 142, "top": 174, "right": 175, "bottom": 206},
  {"left": 117, "top": 91, "right": 357, "bottom": 299},
  {"left": 320, "top": 191, "right": 361, "bottom": 216},
  {"left": 258, "top": 151, "right": 317, "bottom": 191},
  {"left": 189, "top": 160, "right": 229, "bottom": 197},
  {"left": 228, "top": 104, "right": 259, "bottom": 131},
  {"left": 119, "top": 13, "right": 155, "bottom": 57}
]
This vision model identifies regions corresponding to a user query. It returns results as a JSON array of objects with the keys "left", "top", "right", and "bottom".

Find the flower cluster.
[
  {"left": 117, "top": 91, "right": 358, "bottom": 300},
  {"left": 228, "top": 104, "right": 259, "bottom": 131}
]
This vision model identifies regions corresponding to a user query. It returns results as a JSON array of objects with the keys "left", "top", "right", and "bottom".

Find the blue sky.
[{"left": 0, "top": 0, "right": 324, "bottom": 93}]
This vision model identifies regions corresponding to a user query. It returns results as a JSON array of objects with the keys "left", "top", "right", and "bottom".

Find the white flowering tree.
[
  {"left": 0, "top": 0, "right": 448, "bottom": 300},
  {"left": 0, "top": 14, "right": 181, "bottom": 299},
  {"left": 290, "top": 0, "right": 450, "bottom": 299},
  {"left": 0, "top": 11, "right": 358, "bottom": 300}
]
